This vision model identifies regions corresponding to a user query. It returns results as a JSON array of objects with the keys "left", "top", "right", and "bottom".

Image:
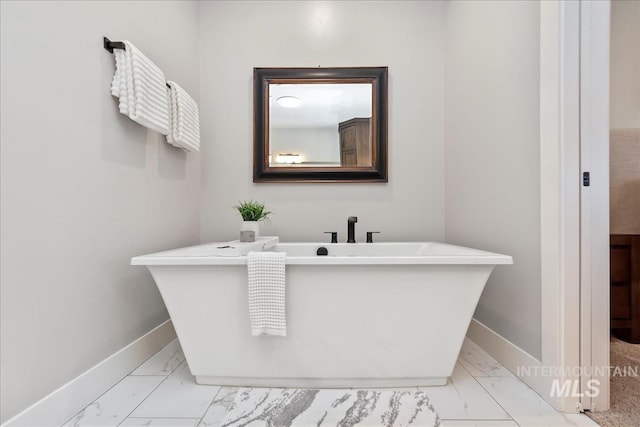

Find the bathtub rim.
[{"left": 131, "top": 241, "right": 513, "bottom": 266}]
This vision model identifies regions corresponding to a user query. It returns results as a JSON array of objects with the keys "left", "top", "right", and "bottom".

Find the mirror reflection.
[
  {"left": 268, "top": 83, "right": 373, "bottom": 167},
  {"left": 253, "top": 67, "right": 387, "bottom": 182}
]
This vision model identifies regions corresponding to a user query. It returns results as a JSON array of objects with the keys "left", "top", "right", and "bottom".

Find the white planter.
[{"left": 241, "top": 221, "right": 260, "bottom": 238}]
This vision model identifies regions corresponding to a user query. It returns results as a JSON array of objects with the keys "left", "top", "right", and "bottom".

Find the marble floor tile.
[
  {"left": 476, "top": 377, "right": 601, "bottom": 427},
  {"left": 198, "top": 387, "right": 239, "bottom": 427},
  {"left": 441, "top": 421, "right": 519, "bottom": 427},
  {"left": 63, "top": 376, "right": 164, "bottom": 426},
  {"left": 458, "top": 338, "right": 514, "bottom": 377},
  {"left": 418, "top": 364, "right": 511, "bottom": 421},
  {"left": 120, "top": 418, "right": 199, "bottom": 426},
  {"left": 131, "top": 339, "right": 185, "bottom": 376},
  {"left": 70, "top": 338, "right": 605, "bottom": 427},
  {"left": 130, "top": 363, "right": 221, "bottom": 419},
  {"left": 561, "top": 414, "right": 603, "bottom": 427},
  {"left": 219, "top": 387, "right": 441, "bottom": 426}
]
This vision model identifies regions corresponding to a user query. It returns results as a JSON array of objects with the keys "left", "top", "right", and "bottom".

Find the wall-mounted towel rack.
[
  {"left": 103, "top": 37, "right": 125, "bottom": 53},
  {"left": 104, "top": 37, "right": 170, "bottom": 89}
]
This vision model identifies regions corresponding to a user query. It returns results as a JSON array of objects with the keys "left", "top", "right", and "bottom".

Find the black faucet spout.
[{"left": 347, "top": 216, "right": 358, "bottom": 243}]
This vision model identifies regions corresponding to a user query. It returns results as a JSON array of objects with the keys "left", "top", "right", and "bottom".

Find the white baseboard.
[
  {"left": 466, "top": 318, "right": 545, "bottom": 397},
  {"left": 2, "top": 320, "right": 176, "bottom": 427}
]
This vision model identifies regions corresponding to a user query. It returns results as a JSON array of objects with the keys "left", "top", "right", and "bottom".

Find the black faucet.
[
  {"left": 347, "top": 216, "right": 358, "bottom": 243},
  {"left": 324, "top": 231, "right": 338, "bottom": 243}
]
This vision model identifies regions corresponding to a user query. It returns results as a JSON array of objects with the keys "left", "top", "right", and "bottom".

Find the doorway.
[{"left": 580, "top": 0, "right": 639, "bottom": 424}]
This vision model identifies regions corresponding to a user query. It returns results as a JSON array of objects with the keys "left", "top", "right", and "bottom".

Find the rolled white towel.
[
  {"left": 110, "top": 41, "right": 170, "bottom": 135},
  {"left": 166, "top": 81, "right": 200, "bottom": 152}
]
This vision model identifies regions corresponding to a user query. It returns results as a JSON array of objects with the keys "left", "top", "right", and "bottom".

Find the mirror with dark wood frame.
[{"left": 253, "top": 67, "right": 388, "bottom": 182}]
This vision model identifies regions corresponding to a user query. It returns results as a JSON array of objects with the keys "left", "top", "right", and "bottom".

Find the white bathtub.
[{"left": 131, "top": 242, "right": 512, "bottom": 387}]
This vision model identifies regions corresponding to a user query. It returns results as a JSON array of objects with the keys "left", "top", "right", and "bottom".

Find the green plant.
[{"left": 234, "top": 200, "right": 272, "bottom": 222}]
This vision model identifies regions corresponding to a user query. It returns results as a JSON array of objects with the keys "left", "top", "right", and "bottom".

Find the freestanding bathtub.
[{"left": 131, "top": 241, "right": 512, "bottom": 387}]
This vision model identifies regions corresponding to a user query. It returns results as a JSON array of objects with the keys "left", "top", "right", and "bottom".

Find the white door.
[{"left": 579, "top": 0, "right": 610, "bottom": 412}]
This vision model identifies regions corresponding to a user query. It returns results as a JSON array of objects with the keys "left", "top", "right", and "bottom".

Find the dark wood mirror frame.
[{"left": 253, "top": 67, "right": 388, "bottom": 183}]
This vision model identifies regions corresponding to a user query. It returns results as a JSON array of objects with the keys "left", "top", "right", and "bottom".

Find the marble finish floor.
[{"left": 64, "top": 338, "right": 602, "bottom": 427}]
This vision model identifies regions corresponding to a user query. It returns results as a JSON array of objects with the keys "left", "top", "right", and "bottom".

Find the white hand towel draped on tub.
[
  {"left": 166, "top": 81, "right": 200, "bottom": 152},
  {"left": 110, "top": 41, "right": 170, "bottom": 135},
  {"left": 247, "top": 251, "right": 287, "bottom": 336}
]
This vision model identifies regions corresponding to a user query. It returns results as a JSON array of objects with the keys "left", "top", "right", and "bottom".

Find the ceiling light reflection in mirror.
[{"left": 268, "top": 83, "right": 372, "bottom": 167}]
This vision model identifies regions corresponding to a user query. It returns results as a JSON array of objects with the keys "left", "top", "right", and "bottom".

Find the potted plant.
[{"left": 234, "top": 200, "right": 272, "bottom": 239}]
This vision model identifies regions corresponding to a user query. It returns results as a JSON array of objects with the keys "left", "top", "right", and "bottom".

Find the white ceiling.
[{"left": 269, "top": 83, "right": 372, "bottom": 129}]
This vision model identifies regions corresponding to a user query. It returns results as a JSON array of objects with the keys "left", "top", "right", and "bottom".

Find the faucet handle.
[
  {"left": 366, "top": 231, "right": 380, "bottom": 243},
  {"left": 324, "top": 231, "right": 338, "bottom": 243}
]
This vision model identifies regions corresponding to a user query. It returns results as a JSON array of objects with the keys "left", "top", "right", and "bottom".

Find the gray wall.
[
  {"left": 444, "top": 1, "right": 542, "bottom": 358},
  {"left": 270, "top": 127, "right": 340, "bottom": 165},
  {"left": 199, "top": 0, "right": 445, "bottom": 243},
  {"left": 610, "top": 0, "right": 640, "bottom": 235},
  {"left": 0, "top": 0, "right": 201, "bottom": 421},
  {"left": 610, "top": 0, "right": 640, "bottom": 130}
]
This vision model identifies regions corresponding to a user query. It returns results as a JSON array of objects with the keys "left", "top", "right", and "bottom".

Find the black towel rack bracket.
[
  {"left": 103, "top": 37, "right": 171, "bottom": 89},
  {"left": 103, "top": 37, "right": 125, "bottom": 53}
]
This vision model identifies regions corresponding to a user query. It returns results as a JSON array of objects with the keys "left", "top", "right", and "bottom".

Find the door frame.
[
  {"left": 539, "top": 0, "right": 610, "bottom": 413},
  {"left": 579, "top": 0, "right": 610, "bottom": 412}
]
